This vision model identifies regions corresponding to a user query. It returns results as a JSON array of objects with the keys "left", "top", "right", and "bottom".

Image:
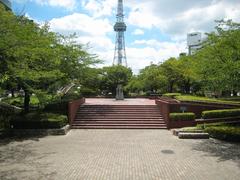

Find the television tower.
[{"left": 113, "top": 0, "right": 127, "bottom": 66}]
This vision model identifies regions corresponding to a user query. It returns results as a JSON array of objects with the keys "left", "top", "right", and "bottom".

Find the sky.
[{"left": 12, "top": 0, "right": 240, "bottom": 73}]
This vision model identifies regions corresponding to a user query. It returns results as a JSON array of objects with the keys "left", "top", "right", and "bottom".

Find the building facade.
[
  {"left": 187, "top": 32, "right": 202, "bottom": 55},
  {"left": 0, "top": 0, "right": 12, "bottom": 10}
]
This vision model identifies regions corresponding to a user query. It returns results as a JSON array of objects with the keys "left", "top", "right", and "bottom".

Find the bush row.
[
  {"left": 202, "top": 109, "right": 240, "bottom": 119},
  {"left": 10, "top": 112, "right": 68, "bottom": 129},
  {"left": 170, "top": 112, "right": 195, "bottom": 121},
  {"left": 204, "top": 125, "right": 240, "bottom": 142}
]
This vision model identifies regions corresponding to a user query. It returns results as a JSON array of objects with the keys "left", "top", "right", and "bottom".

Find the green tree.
[
  {"left": 138, "top": 64, "right": 167, "bottom": 93},
  {"left": 125, "top": 76, "right": 144, "bottom": 94},
  {"left": 0, "top": 6, "right": 99, "bottom": 111},
  {"left": 160, "top": 58, "right": 181, "bottom": 93},
  {"left": 100, "top": 65, "right": 132, "bottom": 95},
  {"left": 194, "top": 20, "right": 240, "bottom": 96}
]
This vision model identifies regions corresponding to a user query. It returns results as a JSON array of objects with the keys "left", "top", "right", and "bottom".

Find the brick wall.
[{"left": 68, "top": 98, "right": 85, "bottom": 125}]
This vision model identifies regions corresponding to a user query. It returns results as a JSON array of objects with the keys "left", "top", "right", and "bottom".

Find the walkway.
[
  {"left": 85, "top": 98, "right": 156, "bottom": 105},
  {"left": 0, "top": 130, "right": 239, "bottom": 180}
]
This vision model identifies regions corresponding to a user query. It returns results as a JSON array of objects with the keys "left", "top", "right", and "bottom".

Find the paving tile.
[{"left": 0, "top": 130, "right": 240, "bottom": 180}]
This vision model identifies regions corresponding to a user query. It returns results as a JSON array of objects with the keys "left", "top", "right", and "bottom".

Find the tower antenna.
[{"left": 113, "top": 0, "right": 127, "bottom": 66}]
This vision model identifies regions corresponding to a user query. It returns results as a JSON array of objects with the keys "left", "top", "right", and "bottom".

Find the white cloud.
[
  {"left": 50, "top": 13, "right": 112, "bottom": 36},
  {"left": 127, "top": 40, "right": 186, "bottom": 71},
  {"left": 46, "top": 0, "right": 240, "bottom": 73},
  {"left": 34, "top": 0, "right": 76, "bottom": 10},
  {"left": 82, "top": 0, "right": 116, "bottom": 17},
  {"left": 127, "top": 7, "right": 160, "bottom": 29},
  {"left": 49, "top": 13, "right": 115, "bottom": 65},
  {"left": 132, "top": 29, "right": 144, "bottom": 35},
  {"left": 126, "top": 0, "right": 240, "bottom": 40}
]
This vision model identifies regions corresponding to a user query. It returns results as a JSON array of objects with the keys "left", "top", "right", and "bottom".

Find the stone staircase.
[{"left": 71, "top": 105, "right": 167, "bottom": 129}]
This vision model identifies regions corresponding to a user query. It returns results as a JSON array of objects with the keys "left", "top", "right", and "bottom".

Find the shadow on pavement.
[
  {"left": 0, "top": 134, "right": 48, "bottom": 146},
  {"left": 192, "top": 139, "right": 240, "bottom": 168},
  {"left": 0, "top": 136, "right": 57, "bottom": 179}
]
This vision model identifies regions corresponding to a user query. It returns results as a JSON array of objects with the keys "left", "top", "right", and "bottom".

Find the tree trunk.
[
  {"left": 11, "top": 89, "right": 15, "bottom": 97},
  {"left": 184, "top": 82, "right": 191, "bottom": 94},
  {"left": 169, "top": 82, "right": 174, "bottom": 93},
  {"left": 24, "top": 90, "right": 30, "bottom": 113}
]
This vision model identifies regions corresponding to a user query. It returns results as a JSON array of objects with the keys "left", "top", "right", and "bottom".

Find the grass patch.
[
  {"left": 2, "top": 95, "right": 55, "bottom": 107},
  {"left": 163, "top": 93, "right": 181, "bottom": 98},
  {"left": 170, "top": 112, "right": 195, "bottom": 121},
  {"left": 181, "top": 126, "right": 203, "bottom": 131},
  {"left": 175, "top": 95, "right": 240, "bottom": 105},
  {"left": 2, "top": 96, "right": 40, "bottom": 106}
]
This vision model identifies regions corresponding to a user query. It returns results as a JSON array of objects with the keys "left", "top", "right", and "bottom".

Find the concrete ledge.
[
  {"left": 178, "top": 132, "right": 209, "bottom": 139},
  {"left": 172, "top": 129, "right": 204, "bottom": 136},
  {"left": 10, "top": 125, "right": 70, "bottom": 136}
]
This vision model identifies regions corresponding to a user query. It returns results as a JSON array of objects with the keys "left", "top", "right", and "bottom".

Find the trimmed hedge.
[
  {"left": 163, "top": 93, "right": 181, "bottom": 98},
  {"left": 170, "top": 112, "right": 195, "bottom": 121},
  {"left": 10, "top": 112, "right": 68, "bottom": 129},
  {"left": 205, "top": 125, "right": 240, "bottom": 142},
  {"left": 44, "top": 100, "right": 68, "bottom": 115},
  {"left": 202, "top": 109, "right": 240, "bottom": 119}
]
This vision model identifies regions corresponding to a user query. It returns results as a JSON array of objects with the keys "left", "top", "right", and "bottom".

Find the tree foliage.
[
  {"left": 100, "top": 65, "right": 132, "bottom": 95},
  {"left": 0, "top": 5, "right": 98, "bottom": 111}
]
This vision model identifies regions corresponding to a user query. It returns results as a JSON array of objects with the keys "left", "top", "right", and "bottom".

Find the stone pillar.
[{"left": 116, "top": 84, "right": 124, "bottom": 100}]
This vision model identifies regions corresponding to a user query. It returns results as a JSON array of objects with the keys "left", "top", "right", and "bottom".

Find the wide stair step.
[{"left": 71, "top": 105, "right": 166, "bottom": 129}]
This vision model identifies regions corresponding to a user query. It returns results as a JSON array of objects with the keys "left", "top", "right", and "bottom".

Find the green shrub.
[
  {"left": 0, "top": 115, "right": 9, "bottom": 129},
  {"left": 163, "top": 93, "right": 181, "bottom": 98},
  {"left": 80, "top": 87, "right": 98, "bottom": 96},
  {"left": 44, "top": 94, "right": 83, "bottom": 115},
  {"left": 202, "top": 109, "right": 240, "bottom": 119},
  {"left": 0, "top": 102, "right": 20, "bottom": 129},
  {"left": 61, "top": 93, "right": 82, "bottom": 101},
  {"left": 10, "top": 112, "right": 68, "bottom": 129},
  {"left": 175, "top": 95, "right": 240, "bottom": 105},
  {"left": 44, "top": 100, "right": 68, "bottom": 115},
  {"left": 2, "top": 96, "right": 41, "bottom": 107},
  {"left": 205, "top": 125, "right": 240, "bottom": 142},
  {"left": 170, "top": 112, "right": 195, "bottom": 121}
]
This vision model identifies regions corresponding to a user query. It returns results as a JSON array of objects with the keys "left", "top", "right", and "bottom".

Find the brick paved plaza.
[{"left": 0, "top": 130, "right": 240, "bottom": 180}]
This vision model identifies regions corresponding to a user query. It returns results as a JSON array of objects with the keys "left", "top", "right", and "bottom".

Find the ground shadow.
[
  {"left": 0, "top": 133, "right": 49, "bottom": 146},
  {"left": 0, "top": 137, "right": 57, "bottom": 179},
  {"left": 192, "top": 139, "right": 240, "bottom": 168}
]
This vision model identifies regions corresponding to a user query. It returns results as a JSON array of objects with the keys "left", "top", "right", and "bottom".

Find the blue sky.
[{"left": 12, "top": 0, "right": 240, "bottom": 72}]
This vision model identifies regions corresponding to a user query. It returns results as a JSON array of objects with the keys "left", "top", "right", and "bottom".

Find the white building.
[
  {"left": 187, "top": 32, "right": 202, "bottom": 55},
  {"left": 0, "top": 0, "right": 11, "bottom": 10}
]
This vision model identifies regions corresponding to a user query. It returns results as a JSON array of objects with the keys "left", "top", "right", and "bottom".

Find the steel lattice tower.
[{"left": 113, "top": 0, "right": 127, "bottom": 66}]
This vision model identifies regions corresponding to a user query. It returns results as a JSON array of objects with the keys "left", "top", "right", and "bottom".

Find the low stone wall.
[
  {"left": 155, "top": 98, "right": 240, "bottom": 129},
  {"left": 68, "top": 98, "right": 85, "bottom": 125},
  {"left": 169, "top": 101, "right": 239, "bottom": 118},
  {"left": 169, "top": 120, "right": 196, "bottom": 129},
  {"left": 155, "top": 99, "right": 171, "bottom": 128}
]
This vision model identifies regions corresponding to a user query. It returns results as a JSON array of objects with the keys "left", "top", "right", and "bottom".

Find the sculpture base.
[{"left": 116, "top": 84, "right": 124, "bottom": 100}]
